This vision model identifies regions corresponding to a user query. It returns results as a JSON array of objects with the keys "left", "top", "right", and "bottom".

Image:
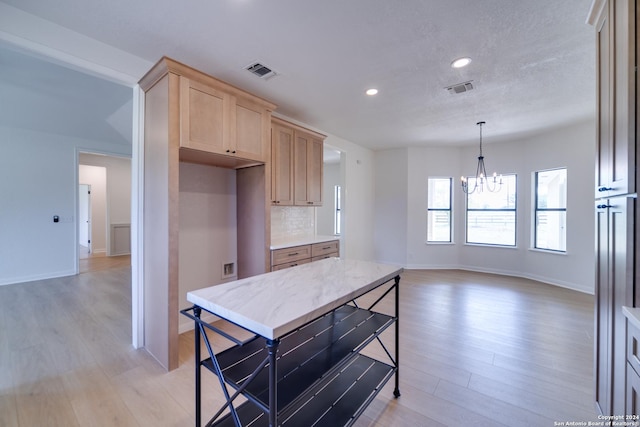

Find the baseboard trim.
[
  {"left": 404, "top": 265, "right": 594, "bottom": 295},
  {"left": 0, "top": 269, "right": 76, "bottom": 286}
]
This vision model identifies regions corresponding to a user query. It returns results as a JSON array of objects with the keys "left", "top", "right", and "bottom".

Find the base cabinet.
[
  {"left": 270, "top": 240, "right": 339, "bottom": 271},
  {"left": 595, "top": 197, "right": 635, "bottom": 415},
  {"left": 627, "top": 319, "right": 640, "bottom": 416}
]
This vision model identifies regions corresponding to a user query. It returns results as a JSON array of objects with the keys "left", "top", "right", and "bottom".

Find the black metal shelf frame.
[{"left": 181, "top": 275, "right": 401, "bottom": 427}]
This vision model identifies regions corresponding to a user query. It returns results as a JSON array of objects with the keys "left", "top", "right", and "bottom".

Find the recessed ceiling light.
[
  {"left": 451, "top": 57, "right": 472, "bottom": 69},
  {"left": 366, "top": 88, "right": 378, "bottom": 96}
]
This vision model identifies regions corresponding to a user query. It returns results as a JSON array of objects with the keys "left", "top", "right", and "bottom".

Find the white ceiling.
[
  {"left": 0, "top": 43, "right": 133, "bottom": 145},
  {"left": 0, "top": 0, "right": 596, "bottom": 149}
]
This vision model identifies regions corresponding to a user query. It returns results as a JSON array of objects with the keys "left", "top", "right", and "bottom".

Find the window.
[
  {"left": 427, "top": 178, "right": 452, "bottom": 242},
  {"left": 465, "top": 174, "right": 517, "bottom": 246},
  {"left": 334, "top": 185, "right": 341, "bottom": 235},
  {"left": 534, "top": 168, "right": 566, "bottom": 252}
]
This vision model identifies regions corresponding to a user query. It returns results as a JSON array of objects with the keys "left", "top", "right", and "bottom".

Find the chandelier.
[{"left": 461, "top": 121, "right": 502, "bottom": 194}]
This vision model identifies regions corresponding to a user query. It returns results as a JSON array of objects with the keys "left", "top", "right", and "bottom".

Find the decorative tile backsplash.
[{"left": 271, "top": 206, "right": 315, "bottom": 241}]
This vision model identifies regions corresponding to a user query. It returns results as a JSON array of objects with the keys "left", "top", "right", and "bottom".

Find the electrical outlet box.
[{"left": 222, "top": 262, "right": 236, "bottom": 279}]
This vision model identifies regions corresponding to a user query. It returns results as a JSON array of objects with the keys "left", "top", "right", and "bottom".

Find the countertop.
[
  {"left": 187, "top": 258, "right": 403, "bottom": 340},
  {"left": 623, "top": 306, "right": 640, "bottom": 330},
  {"left": 270, "top": 235, "right": 339, "bottom": 250}
]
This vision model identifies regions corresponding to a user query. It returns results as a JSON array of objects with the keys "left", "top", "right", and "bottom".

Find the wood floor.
[{"left": 0, "top": 266, "right": 598, "bottom": 426}]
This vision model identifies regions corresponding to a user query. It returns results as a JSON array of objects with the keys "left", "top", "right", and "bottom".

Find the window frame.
[
  {"left": 334, "top": 184, "right": 341, "bottom": 236},
  {"left": 533, "top": 167, "right": 567, "bottom": 253},
  {"left": 426, "top": 177, "right": 453, "bottom": 243},
  {"left": 464, "top": 173, "right": 517, "bottom": 247}
]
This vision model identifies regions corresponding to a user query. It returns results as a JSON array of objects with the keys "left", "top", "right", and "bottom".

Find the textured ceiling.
[{"left": 0, "top": 0, "right": 595, "bottom": 149}]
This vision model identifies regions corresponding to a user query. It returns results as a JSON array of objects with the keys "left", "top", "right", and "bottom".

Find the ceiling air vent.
[
  {"left": 245, "top": 62, "right": 277, "bottom": 80},
  {"left": 445, "top": 80, "right": 474, "bottom": 94}
]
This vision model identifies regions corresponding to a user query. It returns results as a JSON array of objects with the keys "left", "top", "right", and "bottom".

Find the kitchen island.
[{"left": 181, "top": 258, "right": 403, "bottom": 427}]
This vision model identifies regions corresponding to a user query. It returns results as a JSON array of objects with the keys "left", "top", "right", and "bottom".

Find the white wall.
[
  {"left": 178, "top": 162, "right": 237, "bottom": 333},
  {"left": 374, "top": 120, "right": 596, "bottom": 293},
  {"left": 374, "top": 149, "right": 408, "bottom": 265},
  {"left": 0, "top": 125, "right": 131, "bottom": 285}
]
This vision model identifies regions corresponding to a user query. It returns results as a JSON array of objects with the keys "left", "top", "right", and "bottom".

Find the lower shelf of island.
[
  {"left": 189, "top": 303, "right": 398, "bottom": 427},
  {"left": 213, "top": 354, "right": 394, "bottom": 427}
]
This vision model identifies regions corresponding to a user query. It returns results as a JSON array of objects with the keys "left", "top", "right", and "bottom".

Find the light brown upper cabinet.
[
  {"left": 179, "top": 72, "right": 272, "bottom": 166},
  {"left": 271, "top": 122, "right": 294, "bottom": 205},
  {"left": 271, "top": 118, "right": 325, "bottom": 206},
  {"left": 294, "top": 130, "right": 323, "bottom": 206}
]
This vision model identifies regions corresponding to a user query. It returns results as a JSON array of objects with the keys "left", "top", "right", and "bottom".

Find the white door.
[{"left": 79, "top": 184, "right": 91, "bottom": 253}]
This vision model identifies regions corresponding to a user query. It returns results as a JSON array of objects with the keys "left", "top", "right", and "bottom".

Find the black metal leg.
[
  {"left": 267, "top": 339, "right": 280, "bottom": 426},
  {"left": 194, "top": 306, "right": 202, "bottom": 427},
  {"left": 393, "top": 276, "right": 401, "bottom": 398}
]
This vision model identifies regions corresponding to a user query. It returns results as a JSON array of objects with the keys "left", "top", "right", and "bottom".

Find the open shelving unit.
[{"left": 181, "top": 274, "right": 400, "bottom": 427}]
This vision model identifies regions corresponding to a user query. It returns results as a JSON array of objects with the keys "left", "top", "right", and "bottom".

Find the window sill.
[
  {"left": 425, "top": 241, "right": 455, "bottom": 245},
  {"left": 528, "top": 247, "right": 567, "bottom": 256},
  {"left": 463, "top": 243, "right": 517, "bottom": 249}
]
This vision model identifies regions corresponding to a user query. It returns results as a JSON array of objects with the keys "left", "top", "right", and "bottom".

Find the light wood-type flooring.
[{"left": 0, "top": 264, "right": 598, "bottom": 426}]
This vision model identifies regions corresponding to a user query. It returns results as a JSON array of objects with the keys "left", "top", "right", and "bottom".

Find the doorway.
[
  {"left": 317, "top": 144, "right": 345, "bottom": 254},
  {"left": 78, "top": 183, "right": 92, "bottom": 258},
  {"left": 77, "top": 153, "right": 132, "bottom": 273}
]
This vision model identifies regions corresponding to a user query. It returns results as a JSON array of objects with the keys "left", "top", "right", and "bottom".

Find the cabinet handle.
[
  {"left": 597, "top": 204, "right": 613, "bottom": 209},
  {"left": 288, "top": 252, "right": 299, "bottom": 256},
  {"left": 322, "top": 246, "right": 331, "bottom": 250},
  {"left": 226, "top": 149, "right": 231, "bottom": 153},
  {"left": 232, "top": 150, "right": 236, "bottom": 154},
  {"left": 598, "top": 187, "right": 613, "bottom": 192}
]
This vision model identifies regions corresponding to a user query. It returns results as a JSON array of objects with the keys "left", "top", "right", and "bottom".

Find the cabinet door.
[
  {"left": 596, "top": 197, "right": 636, "bottom": 415},
  {"left": 595, "top": 200, "right": 612, "bottom": 414},
  {"left": 595, "top": 0, "right": 636, "bottom": 197},
  {"left": 306, "top": 136, "right": 323, "bottom": 206},
  {"left": 271, "top": 124, "right": 294, "bottom": 205},
  {"left": 294, "top": 132, "right": 310, "bottom": 205},
  {"left": 180, "top": 77, "right": 229, "bottom": 154},
  {"left": 294, "top": 131, "right": 324, "bottom": 206},
  {"left": 233, "top": 97, "right": 268, "bottom": 162},
  {"left": 627, "top": 363, "right": 640, "bottom": 417}
]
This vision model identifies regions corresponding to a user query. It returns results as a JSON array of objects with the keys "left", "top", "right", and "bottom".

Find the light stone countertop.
[
  {"left": 270, "top": 235, "right": 339, "bottom": 250},
  {"left": 623, "top": 306, "right": 640, "bottom": 331},
  {"left": 187, "top": 258, "right": 403, "bottom": 340}
]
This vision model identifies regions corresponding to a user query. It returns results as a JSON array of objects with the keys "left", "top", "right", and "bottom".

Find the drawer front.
[
  {"left": 271, "top": 258, "right": 311, "bottom": 271},
  {"left": 311, "top": 253, "right": 338, "bottom": 262},
  {"left": 311, "top": 240, "right": 339, "bottom": 258},
  {"left": 271, "top": 245, "right": 311, "bottom": 266},
  {"left": 628, "top": 320, "right": 640, "bottom": 376},
  {"left": 628, "top": 362, "right": 640, "bottom": 417}
]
